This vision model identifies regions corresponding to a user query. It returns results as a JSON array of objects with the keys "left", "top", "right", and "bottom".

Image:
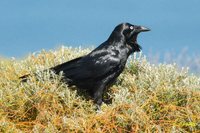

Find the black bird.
[{"left": 21, "top": 23, "right": 150, "bottom": 109}]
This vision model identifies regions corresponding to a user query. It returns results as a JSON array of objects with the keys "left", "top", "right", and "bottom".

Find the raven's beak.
[{"left": 138, "top": 26, "right": 150, "bottom": 32}]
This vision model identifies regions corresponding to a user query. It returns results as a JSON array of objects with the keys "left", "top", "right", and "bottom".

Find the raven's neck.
[
  {"left": 108, "top": 31, "right": 141, "bottom": 55},
  {"left": 107, "top": 39, "right": 140, "bottom": 57}
]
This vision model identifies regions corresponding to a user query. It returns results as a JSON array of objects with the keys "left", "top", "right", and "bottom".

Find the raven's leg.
[{"left": 93, "top": 85, "right": 105, "bottom": 110}]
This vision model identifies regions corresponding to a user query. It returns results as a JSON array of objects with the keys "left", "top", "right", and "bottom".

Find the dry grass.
[{"left": 0, "top": 46, "right": 200, "bottom": 132}]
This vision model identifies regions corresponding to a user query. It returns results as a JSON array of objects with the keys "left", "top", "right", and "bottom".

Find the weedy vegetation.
[{"left": 0, "top": 46, "right": 200, "bottom": 132}]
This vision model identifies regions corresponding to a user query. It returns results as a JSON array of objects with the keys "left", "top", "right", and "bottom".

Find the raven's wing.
[
  {"left": 51, "top": 50, "right": 121, "bottom": 82},
  {"left": 50, "top": 56, "right": 83, "bottom": 74}
]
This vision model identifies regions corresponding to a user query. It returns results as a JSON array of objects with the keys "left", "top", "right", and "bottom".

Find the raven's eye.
[{"left": 130, "top": 26, "right": 134, "bottom": 30}]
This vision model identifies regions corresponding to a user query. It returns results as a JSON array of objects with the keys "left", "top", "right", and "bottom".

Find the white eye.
[{"left": 130, "top": 26, "right": 134, "bottom": 30}]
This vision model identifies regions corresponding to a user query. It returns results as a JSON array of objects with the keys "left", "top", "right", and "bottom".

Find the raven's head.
[
  {"left": 110, "top": 23, "right": 150, "bottom": 52},
  {"left": 123, "top": 23, "right": 150, "bottom": 52}
]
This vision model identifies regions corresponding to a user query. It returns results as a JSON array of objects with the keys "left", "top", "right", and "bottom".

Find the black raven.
[{"left": 21, "top": 23, "right": 150, "bottom": 109}]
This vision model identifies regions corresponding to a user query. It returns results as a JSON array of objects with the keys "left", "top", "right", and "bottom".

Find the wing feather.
[{"left": 51, "top": 51, "right": 121, "bottom": 82}]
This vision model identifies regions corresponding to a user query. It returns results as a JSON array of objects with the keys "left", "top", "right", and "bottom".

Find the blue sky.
[{"left": 0, "top": 0, "right": 200, "bottom": 58}]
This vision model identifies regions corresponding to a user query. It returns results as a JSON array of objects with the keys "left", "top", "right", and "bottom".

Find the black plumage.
[{"left": 50, "top": 23, "right": 150, "bottom": 107}]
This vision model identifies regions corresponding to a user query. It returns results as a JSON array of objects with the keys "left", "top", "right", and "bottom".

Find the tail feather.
[{"left": 19, "top": 56, "right": 83, "bottom": 82}]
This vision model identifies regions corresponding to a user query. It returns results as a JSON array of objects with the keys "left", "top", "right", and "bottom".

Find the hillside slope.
[{"left": 0, "top": 46, "right": 200, "bottom": 132}]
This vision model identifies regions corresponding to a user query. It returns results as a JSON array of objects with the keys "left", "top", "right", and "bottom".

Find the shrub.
[{"left": 0, "top": 46, "right": 199, "bottom": 132}]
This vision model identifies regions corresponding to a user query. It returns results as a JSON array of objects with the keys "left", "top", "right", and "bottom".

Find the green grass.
[{"left": 0, "top": 46, "right": 200, "bottom": 132}]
